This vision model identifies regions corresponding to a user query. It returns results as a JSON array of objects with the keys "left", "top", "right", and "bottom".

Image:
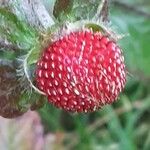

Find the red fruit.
[{"left": 36, "top": 30, "right": 126, "bottom": 113}]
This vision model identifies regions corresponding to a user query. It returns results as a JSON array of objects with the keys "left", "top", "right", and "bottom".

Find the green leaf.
[{"left": 0, "top": 8, "right": 38, "bottom": 50}]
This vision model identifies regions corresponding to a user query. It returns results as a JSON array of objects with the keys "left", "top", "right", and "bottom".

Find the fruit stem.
[
  {"left": 94, "top": 0, "right": 109, "bottom": 23},
  {"left": 2, "top": 0, "right": 55, "bottom": 30},
  {"left": 23, "top": 49, "right": 46, "bottom": 95}
]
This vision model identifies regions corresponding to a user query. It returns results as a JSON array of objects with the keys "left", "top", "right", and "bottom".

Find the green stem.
[{"left": 23, "top": 49, "right": 45, "bottom": 95}]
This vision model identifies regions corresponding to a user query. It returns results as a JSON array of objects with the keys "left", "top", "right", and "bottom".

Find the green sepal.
[{"left": 85, "top": 23, "right": 105, "bottom": 33}]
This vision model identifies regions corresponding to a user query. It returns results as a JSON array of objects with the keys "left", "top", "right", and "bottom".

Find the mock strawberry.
[{"left": 36, "top": 30, "right": 126, "bottom": 113}]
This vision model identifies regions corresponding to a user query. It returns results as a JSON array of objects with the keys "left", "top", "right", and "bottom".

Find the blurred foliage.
[{"left": 0, "top": 0, "right": 150, "bottom": 150}]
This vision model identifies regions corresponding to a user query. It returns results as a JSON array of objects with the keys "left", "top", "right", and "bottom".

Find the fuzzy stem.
[
  {"left": 1, "top": 0, "right": 55, "bottom": 30},
  {"left": 23, "top": 50, "right": 46, "bottom": 95},
  {"left": 29, "top": 0, "right": 55, "bottom": 29},
  {"left": 0, "top": 0, "right": 10, "bottom": 6},
  {"left": 94, "top": 0, "right": 109, "bottom": 22}
]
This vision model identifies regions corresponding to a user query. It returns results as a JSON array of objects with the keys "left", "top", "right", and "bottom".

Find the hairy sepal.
[{"left": 52, "top": 20, "right": 122, "bottom": 42}]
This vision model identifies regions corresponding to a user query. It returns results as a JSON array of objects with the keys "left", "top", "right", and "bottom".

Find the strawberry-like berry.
[{"left": 36, "top": 30, "right": 126, "bottom": 113}]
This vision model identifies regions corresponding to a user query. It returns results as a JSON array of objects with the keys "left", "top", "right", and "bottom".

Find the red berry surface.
[{"left": 36, "top": 30, "right": 126, "bottom": 112}]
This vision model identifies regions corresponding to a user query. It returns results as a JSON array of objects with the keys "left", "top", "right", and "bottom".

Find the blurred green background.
[{"left": 0, "top": 0, "right": 150, "bottom": 150}]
